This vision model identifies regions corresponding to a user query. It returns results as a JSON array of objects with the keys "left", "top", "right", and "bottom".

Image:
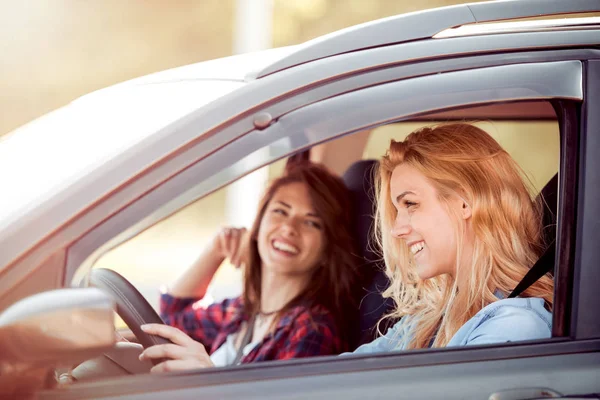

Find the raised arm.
[{"left": 167, "top": 226, "right": 247, "bottom": 298}]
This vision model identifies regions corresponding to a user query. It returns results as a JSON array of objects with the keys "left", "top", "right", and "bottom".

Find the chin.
[{"left": 415, "top": 264, "right": 439, "bottom": 281}]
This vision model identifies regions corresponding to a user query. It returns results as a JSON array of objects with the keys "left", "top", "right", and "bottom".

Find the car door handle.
[
  {"left": 490, "top": 387, "right": 599, "bottom": 399},
  {"left": 489, "top": 387, "right": 563, "bottom": 399}
]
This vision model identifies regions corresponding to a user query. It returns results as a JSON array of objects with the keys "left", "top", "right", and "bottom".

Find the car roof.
[
  {"left": 0, "top": 46, "right": 302, "bottom": 235},
  {"left": 0, "top": 80, "right": 242, "bottom": 232},
  {"left": 114, "top": 46, "right": 297, "bottom": 85},
  {"left": 253, "top": 0, "right": 600, "bottom": 78},
  {"left": 434, "top": 17, "right": 600, "bottom": 38}
]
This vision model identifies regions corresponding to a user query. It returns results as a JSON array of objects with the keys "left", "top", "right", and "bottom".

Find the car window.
[{"left": 95, "top": 99, "right": 561, "bottom": 345}]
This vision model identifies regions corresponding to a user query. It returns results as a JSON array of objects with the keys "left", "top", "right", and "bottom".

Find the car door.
[{"left": 41, "top": 51, "right": 600, "bottom": 399}]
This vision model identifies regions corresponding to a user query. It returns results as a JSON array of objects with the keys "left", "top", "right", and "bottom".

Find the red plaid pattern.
[{"left": 160, "top": 293, "right": 343, "bottom": 363}]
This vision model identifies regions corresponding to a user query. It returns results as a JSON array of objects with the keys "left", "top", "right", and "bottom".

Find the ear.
[{"left": 461, "top": 199, "right": 472, "bottom": 220}]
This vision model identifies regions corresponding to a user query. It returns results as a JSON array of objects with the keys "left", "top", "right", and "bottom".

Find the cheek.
[
  {"left": 430, "top": 210, "right": 458, "bottom": 268},
  {"left": 303, "top": 229, "right": 326, "bottom": 255},
  {"left": 416, "top": 207, "right": 454, "bottom": 249},
  {"left": 256, "top": 218, "right": 271, "bottom": 250}
]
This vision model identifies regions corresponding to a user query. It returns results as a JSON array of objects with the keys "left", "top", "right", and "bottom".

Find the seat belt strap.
[
  {"left": 232, "top": 314, "right": 256, "bottom": 365},
  {"left": 509, "top": 240, "right": 555, "bottom": 298}
]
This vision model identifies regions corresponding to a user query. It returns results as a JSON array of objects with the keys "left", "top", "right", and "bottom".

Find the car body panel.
[{"left": 39, "top": 341, "right": 600, "bottom": 399}]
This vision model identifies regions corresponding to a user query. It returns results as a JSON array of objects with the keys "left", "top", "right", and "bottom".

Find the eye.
[
  {"left": 403, "top": 199, "right": 418, "bottom": 210},
  {"left": 272, "top": 208, "right": 287, "bottom": 216},
  {"left": 305, "top": 220, "right": 322, "bottom": 230},
  {"left": 402, "top": 199, "right": 419, "bottom": 213}
]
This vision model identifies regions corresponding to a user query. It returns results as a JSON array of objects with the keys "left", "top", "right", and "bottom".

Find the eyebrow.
[
  {"left": 395, "top": 190, "right": 416, "bottom": 204},
  {"left": 275, "top": 200, "right": 321, "bottom": 219}
]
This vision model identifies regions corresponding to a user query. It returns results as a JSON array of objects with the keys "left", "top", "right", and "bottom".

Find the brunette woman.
[{"left": 140, "top": 162, "right": 358, "bottom": 371}]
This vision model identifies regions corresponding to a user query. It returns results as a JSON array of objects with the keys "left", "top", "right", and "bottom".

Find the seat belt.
[
  {"left": 232, "top": 314, "right": 256, "bottom": 365},
  {"left": 508, "top": 240, "right": 556, "bottom": 298}
]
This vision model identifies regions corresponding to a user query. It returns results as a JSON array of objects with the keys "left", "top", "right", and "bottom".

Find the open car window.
[{"left": 88, "top": 99, "right": 561, "bottom": 344}]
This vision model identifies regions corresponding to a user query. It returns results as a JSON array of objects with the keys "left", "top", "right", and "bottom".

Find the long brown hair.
[
  {"left": 376, "top": 123, "right": 554, "bottom": 349},
  {"left": 243, "top": 162, "right": 358, "bottom": 342}
]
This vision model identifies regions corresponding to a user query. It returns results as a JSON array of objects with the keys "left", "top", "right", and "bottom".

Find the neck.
[{"left": 259, "top": 267, "right": 310, "bottom": 314}]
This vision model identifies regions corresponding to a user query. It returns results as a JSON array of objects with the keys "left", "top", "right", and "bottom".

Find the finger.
[
  {"left": 220, "top": 227, "right": 238, "bottom": 259},
  {"left": 230, "top": 231, "right": 247, "bottom": 267},
  {"left": 216, "top": 229, "right": 229, "bottom": 257},
  {"left": 140, "top": 324, "right": 198, "bottom": 348},
  {"left": 139, "top": 343, "right": 191, "bottom": 362},
  {"left": 226, "top": 228, "right": 241, "bottom": 256},
  {"left": 150, "top": 358, "right": 213, "bottom": 374},
  {"left": 228, "top": 231, "right": 243, "bottom": 265},
  {"left": 235, "top": 228, "right": 249, "bottom": 268}
]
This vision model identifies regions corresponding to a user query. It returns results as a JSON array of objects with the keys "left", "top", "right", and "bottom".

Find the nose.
[
  {"left": 391, "top": 212, "right": 411, "bottom": 238},
  {"left": 280, "top": 217, "right": 299, "bottom": 236}
]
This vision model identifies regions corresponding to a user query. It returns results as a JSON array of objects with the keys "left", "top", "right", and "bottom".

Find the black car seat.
[
  {"left": 540, "top": 173, "right": 558, "bottom": 250},
  {"left": 342, "top": 157, "right": 558, "bottom": 349},
  {"left": 342, "top": 160, "right": 394, "bottom": 348},
  {"left": 509, "top": 172, "right": 558, "bottom": 298}
]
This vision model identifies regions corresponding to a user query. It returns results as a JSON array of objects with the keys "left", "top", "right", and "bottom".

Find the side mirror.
[{"left": 0, "top": 287, "right": 116, "bottom": 364}]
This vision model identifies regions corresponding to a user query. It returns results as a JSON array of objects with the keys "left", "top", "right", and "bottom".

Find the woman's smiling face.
[
  {"left": 257, "top": 182, "right": 326, "bottom": 277},
  {"left": 389, "top": 164, "right": 471, "bottom": 280}
]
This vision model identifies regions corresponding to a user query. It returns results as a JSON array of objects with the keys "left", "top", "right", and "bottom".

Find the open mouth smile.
[
  {"left": 409, "top": 241, "right": 424, "bottom": 257},
  {"left": 271, "top": 239, "right": 300, "bottom": 256}
]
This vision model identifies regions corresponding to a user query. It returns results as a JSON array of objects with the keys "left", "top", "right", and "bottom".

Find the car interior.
[{"left": 42, "top": 99, "right": 560, "bottom": 383}]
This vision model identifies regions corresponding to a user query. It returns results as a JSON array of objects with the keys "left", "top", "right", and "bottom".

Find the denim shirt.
[{"left": 352, "top": 297, "right": 552, "bottom": 354}]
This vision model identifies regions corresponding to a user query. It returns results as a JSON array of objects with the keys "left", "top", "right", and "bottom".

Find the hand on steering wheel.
[
  {"left": 139, "top": 324, "right": 214, "bottom": 373},
  {"left": 87, "top": 268, "right": 173, "bottom": 365}
]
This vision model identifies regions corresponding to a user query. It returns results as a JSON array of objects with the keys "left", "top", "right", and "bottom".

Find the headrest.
[{"left": 342, "top": 159, "right": 379, "bottom": 266}]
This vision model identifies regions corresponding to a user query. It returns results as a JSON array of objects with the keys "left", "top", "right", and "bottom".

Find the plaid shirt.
[{"left": 160, "top": 293, "right": 343, "bottom": 363}]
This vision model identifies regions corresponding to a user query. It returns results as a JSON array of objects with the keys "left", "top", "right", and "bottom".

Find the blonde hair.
[{"left": 376, "top": 123, "right": 554, "bottom": 349}]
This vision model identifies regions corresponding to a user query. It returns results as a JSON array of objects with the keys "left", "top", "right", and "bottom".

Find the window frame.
[
  {"left": 571, "top": 59, "right": 600, "bottom": 340},
  {"left": 72, "top": 60, "right": 579, "bottom": 335}
]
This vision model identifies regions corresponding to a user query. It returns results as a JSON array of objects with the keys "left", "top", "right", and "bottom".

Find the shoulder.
[
  {"left": 351, "top": 317, "right": 414, "bottom": 355},
  {"left": 450, "top": 297, "right": 552, "bottom": 347},
  {"left": 479, "top": 297, "right": 552, "bottom": 330}
]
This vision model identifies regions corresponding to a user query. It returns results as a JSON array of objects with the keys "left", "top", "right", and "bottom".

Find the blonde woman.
[{"left": 353, "top": 123, "right": 553, "bottom": 353}]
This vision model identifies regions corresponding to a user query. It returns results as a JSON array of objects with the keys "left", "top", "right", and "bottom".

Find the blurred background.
[{"left": 12, "top": 0, "right": 563, "bottom": 315}]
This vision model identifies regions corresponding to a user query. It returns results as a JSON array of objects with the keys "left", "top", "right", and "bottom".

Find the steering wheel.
[
  {"left": 87, "top": 268, "right": 172, "bottom": 363},
  {"left": 57, "top": 268, "right": 174, "bottom": 382}
]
